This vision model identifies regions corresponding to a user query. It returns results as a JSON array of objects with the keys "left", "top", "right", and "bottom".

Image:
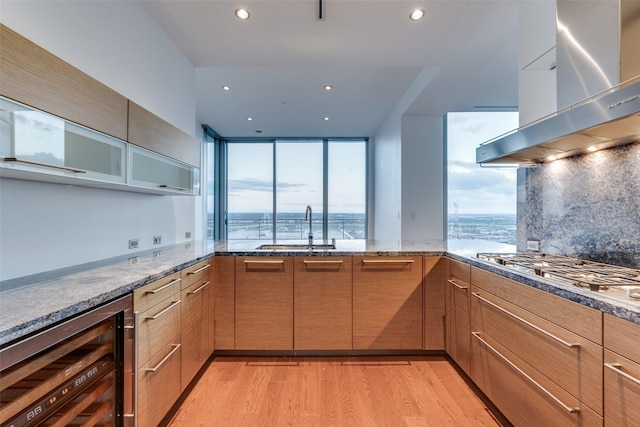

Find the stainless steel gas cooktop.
[{"left": 477, "top": 253, "right": 640, "bottom": 303}]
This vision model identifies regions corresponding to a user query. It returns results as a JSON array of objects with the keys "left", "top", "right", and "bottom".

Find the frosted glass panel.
[
  {"left": 1, "top": 97, "right": 126, "bottom": 183},
  {"left": 129, "top": 145, "right": 198, "bottom": 194}
]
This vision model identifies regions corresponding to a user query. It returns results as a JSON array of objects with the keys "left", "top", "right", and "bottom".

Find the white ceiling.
[{"left": 141, "top": 0, "right": 520, "bottom": 138}]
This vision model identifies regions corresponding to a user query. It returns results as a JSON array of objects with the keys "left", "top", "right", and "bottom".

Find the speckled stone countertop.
[
  {"left": 0, "top": 241, "right": 215, "bottom": 346},
  {"left": 447, "top": 240, "right": 640, "bottom": 326},
  {"left": 2, "top": 238, "right": 639, "bottom": 347}
]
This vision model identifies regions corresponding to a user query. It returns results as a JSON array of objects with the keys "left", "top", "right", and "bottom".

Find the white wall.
[
  {"left": 0, "top": 2, "right": 201, "bottom": 280},
  {"left": 371, "top": 68, "right": 442, "bottom": 242},
  {"left": 401, "top": 116, "right": 445, "bottom": 241}
]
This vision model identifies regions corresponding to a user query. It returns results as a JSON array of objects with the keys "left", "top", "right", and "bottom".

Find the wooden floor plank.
[{"left": 166, "top": 355, "right": 507, "bottom": 427}]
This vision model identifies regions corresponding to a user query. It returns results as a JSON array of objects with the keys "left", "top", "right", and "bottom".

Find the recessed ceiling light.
[
  {"left": 323, "top": 117, "right": 330, "bottom": 121},
  {"left": 587, "top": 146, "right": 597, "bottom": 152},
  {"left": 409, "top": 9, "right": 425, "bottom": 21},
  {"left": 222, "top": 85, "right": 231, "bottom": 91},
  {"left": 247, "top": 117, "right": 253, "bottom": 121},
  {"left": 235, "top": 8, "right": 250, "bottom": 20},
  {"left": 324, "top": 84, "right": 333, "bottom": 91}
]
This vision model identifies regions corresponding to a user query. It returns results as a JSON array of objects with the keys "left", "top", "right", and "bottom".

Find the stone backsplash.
[{"left": 517, "top": 142, "right": 640, "bottom": 268}]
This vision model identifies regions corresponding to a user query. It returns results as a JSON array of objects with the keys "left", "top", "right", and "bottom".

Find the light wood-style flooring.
[{"left": 166, "top": 355, "right": 507, "bottom": 427}]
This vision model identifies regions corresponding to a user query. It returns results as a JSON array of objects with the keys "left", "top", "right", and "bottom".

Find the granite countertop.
[{"left": 2, "top": 238, "right": 638, "bottom": 347}]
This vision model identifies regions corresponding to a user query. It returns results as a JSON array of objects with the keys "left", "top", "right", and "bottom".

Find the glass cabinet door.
[
  {"left": 129, "top": 145, "right": 200, "bottom": 195},
  {"left": 1, "top": 97, "right": 126, "bottom": 184}
]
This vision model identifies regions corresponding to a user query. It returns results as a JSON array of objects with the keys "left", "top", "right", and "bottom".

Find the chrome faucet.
[{"left": 304, "top": 205, "right": 313, "bottom": 247}]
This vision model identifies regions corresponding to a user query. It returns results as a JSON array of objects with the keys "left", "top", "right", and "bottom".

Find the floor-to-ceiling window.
[
  {"left": 447, "top": 112, "right": 519, "bottom": 245},
  {"left": 206, "top": 135, "right": 367, "bottom": 241}
]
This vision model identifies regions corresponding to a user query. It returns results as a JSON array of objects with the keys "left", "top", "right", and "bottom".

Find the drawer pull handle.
[
  {"left": 303, "top": 260, "right": 343, "bottom": 265},
  {"left": 145, "top": 278, "right": 181, "bottom": 294},
  {"left": 145, "top": 344, "right": 180, "bottom": 373},
  {"left": 362, "top": 259, "right": 414, "bottom": 264},
  {"left": 447, "top": 279, "right": 468, "bottom": 290},
  {"left": 187, "top": 281, "right": 210, "bottom": 295},
  {"left": 244, "top": 260, "right": 285, "bottom": 264},
  {"left": 472, "top": 332, "right": 581, "bottom": 414},
  {"left": 187, "top": 264, "right": 210, "bottom": 275},
  {"left": 472, "top": 292, "right": 580, "bottom": 349},
  {"left": 605, "top": 363, "right": 640, "bottom": 386},
  {"left": 146, "top": 300, "right": 181, "bottom": 320},
  {"left": 3, "top": 157, "right": 87, "bottom": 173}
]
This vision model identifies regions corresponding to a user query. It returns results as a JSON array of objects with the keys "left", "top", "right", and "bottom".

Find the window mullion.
[
  {"left": 272, "top": 140, "right": 277, "bottom": 242},
  {"left": 323, "top": 139, "right": 329, "bottom": 240}
]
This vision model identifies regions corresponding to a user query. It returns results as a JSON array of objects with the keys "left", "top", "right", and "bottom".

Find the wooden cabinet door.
[
  {"left": 0, "top": 24, "right": 128, "bottom": 141},
  {"left": 445, "top": 260, "right": 471, "bottom": 374},
  {"left": 294, "top": 257, "right": 352, "bottom": 350},
  {"left": 214, "top": 257, "right": 235, "bottom": 350},
  {"left": 604, "top": 314, "right": 640, "bottom": 426},
  {"left": 180, "top": 277, "right": 213, "bottom": 391},
  {"left": 423, "top": 257, "right": 445, "bottom": 350},
  {"left": 353, "top": 256, "right": 423, "bottom": 349},
  {"left": 235, "top": 257, "right": 293, "bottom": 350}
]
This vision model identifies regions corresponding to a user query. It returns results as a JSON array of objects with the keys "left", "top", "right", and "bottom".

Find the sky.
[{"left": 447, "top": 111, "right": 519, "bottom": 215}]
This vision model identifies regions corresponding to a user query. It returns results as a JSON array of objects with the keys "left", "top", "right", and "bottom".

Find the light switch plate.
[{"left": 526, "top": 240, "right": 541, "bottom": 251}]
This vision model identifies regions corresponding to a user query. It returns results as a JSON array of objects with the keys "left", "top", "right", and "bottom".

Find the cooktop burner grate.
[{"left": 477, "top": 253, "right": 640, "bottom": 292}]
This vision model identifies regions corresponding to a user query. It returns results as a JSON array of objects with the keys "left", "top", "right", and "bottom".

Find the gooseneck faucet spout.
[{"left": 304, "top": 205, "right": 313, "bottom": 247}]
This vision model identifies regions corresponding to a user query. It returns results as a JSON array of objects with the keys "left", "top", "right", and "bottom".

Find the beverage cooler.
[{"left": 0, "top": 295, "right": 134, "bottom": 427}]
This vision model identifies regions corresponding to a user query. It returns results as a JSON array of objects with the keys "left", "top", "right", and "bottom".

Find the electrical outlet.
[
  {"left": 526, "top": 240, "right": 541, "bottom": 251},
  {"left": 185, "top": 231, "right": 192, "bottom": 239},
  {"left": 129, "top": 239, "right": 139, "bottom": 249},
  {"left": 153, "top": 236, "right": 162, "bottom": 245}
]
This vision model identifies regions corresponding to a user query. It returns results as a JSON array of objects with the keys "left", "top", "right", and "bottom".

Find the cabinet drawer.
[
  {"left": 294, "top": 257, "right": 352, "bottom": 350},
  {"left": 604, "top": 349, "right": 640, "bottom": 425},
  {"left": 471, "top": 267, "right": 602, "bottom": 344},
  {"left": 181, "top": 260, "right": 211, "bottom": 289},
  {"left": 133, "top": 273, "right": 181, "bottom": 313},
  {"left": 603, "top": 314, "right": 640, "bottom": 363},
  {"left": 137, "top": 341, "right": 181, "bottom": 427},
  {"left": 471, "top": 288, "right": 603, "bottom": 414},
  {"left": 181, "top": 278, "right": 213, "bottom": 390},
  {"left": 471, "top": 332, "right": 602, "bottom": 427},
  {"left": 137, "top": 299, "right": 182, "bottom": 366},
  {"left": 448, "top": 258, "right": 471, "bottom": 283}
]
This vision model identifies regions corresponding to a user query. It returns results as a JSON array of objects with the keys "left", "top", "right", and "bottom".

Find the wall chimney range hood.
[
  {"left": 476, "top": 80, "right": 640, "bottom": 164},
  {"left": 478, "top": 0, "right": 640, "bottom": 165}
]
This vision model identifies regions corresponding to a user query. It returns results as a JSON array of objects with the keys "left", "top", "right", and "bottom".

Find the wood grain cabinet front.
[
  {"left": 214, "top": 256, "right": 235, "bottom": 350},
  {"left": 235, "top": 257, "right": 294, "bottom": 350},
  {"left": 603, "top": 314, "right": 640, "bottom": 426},
  {"left": 353, "top": 256, "right": 423, "bottom": 349},
  {"left": 0, "top": 24, "right": 128, "bottom": 141},
  {"left": 445, "top": 259, "right": 471, "bottom": 374},
  {"left": 423, "top": 257, "right": 445, "bottom": 350},
  {"left": 470, "top": 268, "right": 603, "bottom": 426},
  {"left": 294, "top": 257, "right": 353, "bottom": 350},
  {"left": 180, "top": 260, "right": 213, "bottom": 391},
  {"left": 133, "top": 275, "right": 182, "bottom": 427}
]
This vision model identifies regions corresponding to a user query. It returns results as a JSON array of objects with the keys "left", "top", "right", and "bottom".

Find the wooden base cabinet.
[
  {"left": 603, "top": 314, "right": 640, "bottom": 426},
  {"left": 353, "top": 256, "right": 423, "bottom": 349},
  {"left": 445, "top": 259, "right": 471, "bottom": 374},
  {"left": 470, "top": 267, "right": 603, "bottom": 426},
  {"left": 180, "top": 260, "right": 213, "bottom": 391},
  {"left": 423, "top": 257, "right": 445, "bottom": 350},
  {"left": 235, "top": 257, "right": 294, "bottom": 350},
  {"left": 294, "top": 257, "right": 352, "bottom": 350},
  {"left": 134, "top": 273, "right": 182, "bottom": 427},
  {"left": 214, "top": 256, "right": 235, "bottom": 349}
]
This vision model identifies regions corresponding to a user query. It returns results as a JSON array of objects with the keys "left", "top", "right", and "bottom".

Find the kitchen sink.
[{"left": 256, "top": 243, "right": 336, "bottom": 250}]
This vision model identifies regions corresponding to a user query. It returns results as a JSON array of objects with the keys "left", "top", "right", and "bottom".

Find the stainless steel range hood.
[
  {"left": 476, "top": 80, "right": 640, "bottom": 164},
  {"left": 477, "top": 0, "right": 640, "bottom": 165}
]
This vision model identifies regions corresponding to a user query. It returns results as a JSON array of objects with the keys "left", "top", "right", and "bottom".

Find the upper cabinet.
[
  {"left": 128, "top": 101, "right": 200, "bottom": 168},
  {"left": 1, "top": 97, "right": 126, "bottom": 185},
  {"left": 0, "top": 24, "right": 128, "bottom": 141},
  {"left": 0, "top": 24, "right": 200, "bottom": 195}
]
